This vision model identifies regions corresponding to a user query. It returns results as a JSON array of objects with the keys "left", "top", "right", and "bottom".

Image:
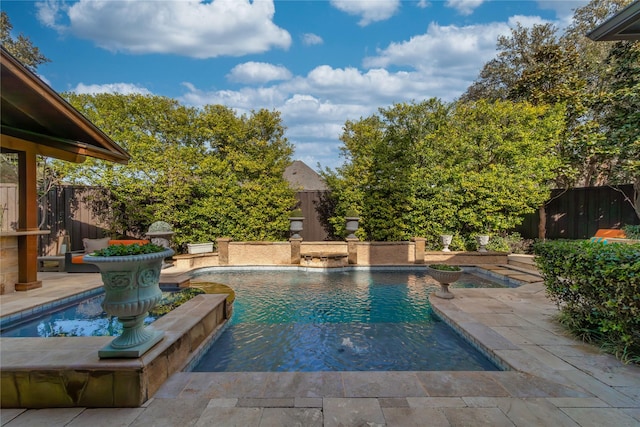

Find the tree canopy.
[
  {"left": 460, "top": 0, "right": 639, "bottom": 221},
  {"left": 320, "top": 99, "right": 563, "bottom": 245},
  {"left": 0, "top": 11, "right": 49, "bottom": 70},
  {"left": 462, "top": 0, "right": 639, "bottom": 191},
  {"left": 56, "top": 93, "right": 297, "bottom": 249}
]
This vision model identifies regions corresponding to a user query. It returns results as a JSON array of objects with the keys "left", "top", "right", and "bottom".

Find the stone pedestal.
[
  {"left": 216, "top": 238, "right": 231, "bottom": 265},
  {"left": 412, "top": 237, "right": 426, "bottom": 264},
  {"left": 290, "top": 237, "right": 302, "bottom": 264},
  {"left": 346, "top": 238, "right": 359, "bottom": 265}
]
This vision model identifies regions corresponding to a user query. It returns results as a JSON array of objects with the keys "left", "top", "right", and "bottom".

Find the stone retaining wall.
[{"left": 172, "top": 238, "right": 509, "bottom": 270}]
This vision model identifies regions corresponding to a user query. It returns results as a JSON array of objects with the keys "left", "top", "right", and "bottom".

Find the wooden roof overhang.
[
  {"left": 1, "top": 47, "right": 129, "bottom": 291},
  {"left": 1, "top": 47, "right": 130, "bottom": 163},
  {"left": 588, "top": 1, "right": 640, "bottom": 41}
]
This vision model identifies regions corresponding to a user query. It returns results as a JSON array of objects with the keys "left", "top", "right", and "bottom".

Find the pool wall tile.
[
  {"left": 188, "top": 322, "right": 207, "bottom": 352},
  {"left": 146, "top": 352, "right": 169, "bottom": 401},
  {"left": 113, "top": 370, "right": 144, "bottom": 407},
  {"left": 201, "top": 306, "right": 218, "bottom": 338},
  {"left": 166, "top": 334, "right": 191, "bottom": 375},
  {"left": 182, "top": 320, "right": 230, "bottom": 373}
]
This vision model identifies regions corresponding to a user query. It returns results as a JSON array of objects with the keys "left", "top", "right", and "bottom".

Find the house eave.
[{"left": 587, "top": 1, "right": 640, "bottom": 41}]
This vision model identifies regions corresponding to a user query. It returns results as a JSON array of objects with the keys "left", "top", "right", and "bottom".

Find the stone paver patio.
[{"left": 1, "top": 268, "right": 639, "bottom": 426}]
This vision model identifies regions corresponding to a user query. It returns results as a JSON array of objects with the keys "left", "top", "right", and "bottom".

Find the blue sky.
[{"left": 3, "top": 0, "right": 588, "bottom": 170}]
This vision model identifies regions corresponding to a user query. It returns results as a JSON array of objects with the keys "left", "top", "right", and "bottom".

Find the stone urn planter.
[
  {"left": 440, "top": 234, "right": 453, "bottom": 252},
  {"left": 345, "top": 216, "right": 360, "bottom": 239},
  {"left": 427, "top": 264, "right": 463, "bottom": 299},
  {"left": 83, "top": 244, "right": 174, "bottom": 358},
  {"left": 476, "top": 235, "right": 490, "bottom": 252},
  {"left": 289, "top": 209, "right": 304, "bottom": 239},
  {"left": 289, "top": 217, "right": 304, "bottom": 238},
  {"left": 146, "top": 220, "right": 174, "bottom": 249}
]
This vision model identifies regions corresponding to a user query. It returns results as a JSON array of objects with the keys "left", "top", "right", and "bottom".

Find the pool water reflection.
[{"left": 191, "top": 269, "right": 503, "bottom": 372}]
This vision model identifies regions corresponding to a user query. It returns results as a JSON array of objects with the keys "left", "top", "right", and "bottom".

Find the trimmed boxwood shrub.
[{"left": 534, "top": 240, "right": 640, "bottom": 364}]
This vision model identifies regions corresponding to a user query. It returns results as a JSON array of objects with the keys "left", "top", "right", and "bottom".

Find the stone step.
[{"left": 474, "top": 264, "right": 543, "bottom": 286}]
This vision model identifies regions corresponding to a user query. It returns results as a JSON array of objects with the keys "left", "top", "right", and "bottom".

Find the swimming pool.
[
  {"left": 0, "top": 287, "right": 203, "bottom": 338},
  {"left": 191, "top": 268, "right": 503, "bottom": 372}
]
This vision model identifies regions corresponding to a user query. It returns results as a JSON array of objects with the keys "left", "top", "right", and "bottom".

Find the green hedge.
[{"left": 534, "top": 240, "right": 640, "bottom": 363}]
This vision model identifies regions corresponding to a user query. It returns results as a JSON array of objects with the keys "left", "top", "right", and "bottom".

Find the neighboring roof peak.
[{"left": 283, "top": 160, "right": 327, "bottom": 191}]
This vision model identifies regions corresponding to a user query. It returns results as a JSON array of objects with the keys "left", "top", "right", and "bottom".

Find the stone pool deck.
[{"left": 1, "top": 269, "right": 639, "bottom": 426}]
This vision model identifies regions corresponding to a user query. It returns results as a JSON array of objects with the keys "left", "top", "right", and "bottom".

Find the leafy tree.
[
  {"left": 319, "top": 114, "right": 384, "bottom": 239},
  {"left": 599, "top": 41, "right": 640, "bottom": 219},
  {"left": 56, "top": 93, "right": 296, "bottom": 249},
  {"left": 321, "top": 99, "right": 563, "bottom": 244},
  {"left": 431, "top": 100, "right": 563, "bottom": 234},
  {"left": 461, "top": 23, "right": 593, "bottom": 187},
  {"left": 460, "top": 0, "right": 638, "bottom": 234},
  {"left": 0, "top": 11, "right": 49, "bottom": 70}
]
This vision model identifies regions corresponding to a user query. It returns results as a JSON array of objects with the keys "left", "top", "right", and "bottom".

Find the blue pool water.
[
  {"left": 191, "top": 269, "right": 503, "bottom": 372},
  {"left": 0, "top": 288, "right": 193, "bottom": 338}
]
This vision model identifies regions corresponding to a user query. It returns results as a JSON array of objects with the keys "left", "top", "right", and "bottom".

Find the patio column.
[{"left": 15, "top": 150, "right": 42, "bottom": 291}]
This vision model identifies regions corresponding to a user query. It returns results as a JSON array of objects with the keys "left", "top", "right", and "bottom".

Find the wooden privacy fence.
[
  {"left": 1, "top": 184, "right": 637, "bottom": 256},
  {"left": 38, "top": 186, "right": 109, "bottom": 256},
  {"left": 514, "top": 185, "right": 639, "bottom": 240},
  {"left": 0, "top": 183, "right": 18, "bottom": 232},
  {"left": 295, "top": 190, "right": 328, "bottom": 242}
]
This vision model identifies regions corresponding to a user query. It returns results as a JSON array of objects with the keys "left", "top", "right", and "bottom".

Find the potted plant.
[
  {"left": 439, "top": 233, "right": 453, "bottom": 252},
  {"left": 289, "top": 208, "right": 304, "bottom": 238},
  {"left": 187, "top": 242, "right": 214, "bottom": 254},
  {"left": 475, "top": 230, "right": 490, "bottom": 253},
  {"left": 427, "top": 264, "right": 463, "bottom": 299},
  {"left": 83, "top": 243, "right": 174, "bottom": 358},
  {"left": 345, "top": 209, "right": 360, "bottom": 239}
]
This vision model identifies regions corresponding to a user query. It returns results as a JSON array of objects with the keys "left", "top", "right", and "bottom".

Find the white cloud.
[
  {"left": 301, "top": 33, "right": 323, "bottom": 46},
  {"left": 330, "top": 0, "right": 400, "bottom": 26},
  {"left": 73, "top": 82, "right": 151, "bottom": 95},
  {"left": 36, "top": 0, "right": 291, "bottom": 58},
  {"left": 227, "top": 62, "right": 292, "bottom": 84},
  {"left": 445, "top": 0, "right": 485, "bottom": 16},
  {"left": 57, "top": 5, "right": 556, "bottom": 169},
  {"left": 179, "top": 64, "right": 466, "bottom": 169},
  {"left": 537, "top": 0, "right": 587, "bottom": 26},
  {"left": 362, "top": 21, "right": 511, "bottom": 79},
  {"left": 507, "top": 14, "right": 550, "bottom": 29},
  {"left": 35, "top": 0, "right": 67, "bottom": 32},
  {"left": 175, "top": 14, "right": 554, "bottom": 169}
]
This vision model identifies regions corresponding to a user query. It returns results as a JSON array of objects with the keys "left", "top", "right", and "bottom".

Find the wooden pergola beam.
[{"left": 1, "top": 134, "right": 87, "bottom": 163}]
